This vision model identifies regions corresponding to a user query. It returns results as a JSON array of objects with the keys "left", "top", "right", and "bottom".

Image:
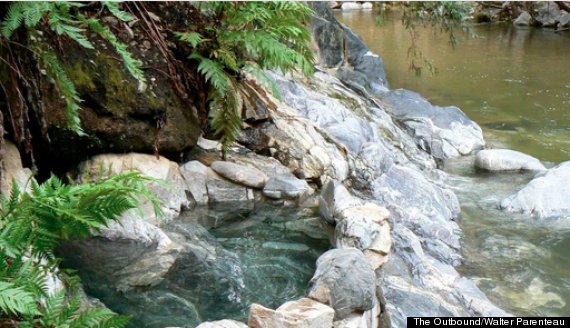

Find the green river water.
[{"left": 338, "top": 9, "right": 570, "bottom": 316}]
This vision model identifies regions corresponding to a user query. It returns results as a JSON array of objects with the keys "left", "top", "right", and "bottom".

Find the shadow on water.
[{"left": 59, "top": 203, "right": 332, "bottom": 328}]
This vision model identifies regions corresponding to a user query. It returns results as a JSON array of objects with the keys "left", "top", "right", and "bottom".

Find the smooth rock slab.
[
  {"left": 180, "top": 160, "right": 209, "bottom": 204},
  {"left": 475, "top": 149, "right": 546, "bottom": 171},
  {"left": 263, "top": 176, "right": 313, "bottom": 199},
  {"left": 501, "top": 161, "right": 570, "bottom": 218},
  {"left": 249, "top": 298, "right": 334, "bottom": 328},
  {"left": 211, "top": 161, "right": 268, "bottom": 189},
  {"left": 196, "top": 319, "right": 248, "bottom": 328},
  {"left": 308, "top": 249, "right": 376, "bottom": 320}
]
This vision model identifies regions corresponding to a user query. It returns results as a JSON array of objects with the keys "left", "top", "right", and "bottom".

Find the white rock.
[
  {"left": 249, "top": 298, "right": 335, "bottom": 328},
  {"left": 475, "top": 149, "right": 546, "bottom": 171},
  {"left": 180, "top": 161, "right": 209, "bottom": 204},
  {"left": 211, "top": 161, "right": 268, "bottom": 189},
  {"left": 341, "top": 2, "right": 362, "bottom": 11},
  {"left": 363, "top": 222, "right": 392, "bottom": 269},
  {"left": 1, "top": 141, "right": 32, "bottom": 195},
  {"left": 196, "top": 319, "right": 248, "bottom": 328},
  {"left": 197, "top": 136, "right": 222, "bottom": 151}
]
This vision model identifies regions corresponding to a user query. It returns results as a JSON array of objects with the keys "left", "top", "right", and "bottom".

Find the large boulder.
[
  {"left": 475, "top": 149, "right": 546, "bottom": 171},
  {"left": 249, "top": 298, "right": 335, "bottom": 328},
  {"left": 1, "top": 141, "right": 32, "bottom": 195},
  {"left": 501, "top": 161, "right": 570, "bottom": 218},
  {"left": 308, "top": 249, "right": 376, "bottom": 320},
  {"left": 380, "top": 89, "right": 485, "bottom": 160},
  {"left": 514, "top": 11, "right": 532, "bottom": 26},
  {"left": 180, "top": 160, "right": 210, "bottom": 205},
  {"left": 318, "top": 180, "right": 362, "bottom": 224},
  {"left": 263, "top": 176, "right": 313, "bottom": 200},
  {"left": 534, "top": 2, "right": 563, "bottom": 27},
  {"left": 80, "top": 153, "right": 190, "bottom": 222}
]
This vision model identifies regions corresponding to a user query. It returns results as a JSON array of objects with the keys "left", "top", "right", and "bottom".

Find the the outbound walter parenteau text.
[{"left": 408, "top": 317, "right": 567, "bottom": 327}]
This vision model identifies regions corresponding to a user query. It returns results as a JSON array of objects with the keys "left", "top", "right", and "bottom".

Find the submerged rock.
[
  {"left": 308, "top": 249, "right": 376, "bottom": 320},
  {"left": 475, "top": 149, "right": 546, "bottom": 171},
  {"left": 501, "top": 161, "right": 570, "bottom": 218},
  {"left": 249, "top": 298, "right": 334, "bottom": 328}
]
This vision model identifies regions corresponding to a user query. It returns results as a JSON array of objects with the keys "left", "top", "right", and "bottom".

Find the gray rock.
[
  {"left": 534, "top": 2, "right": 562, "bottom": 27},
  {"left": 180, "top": 161, "right": 209, "bottom": 205},
  {"left": 211, "top": 161, "right": 268, "bottom": 189},
  {"left": 207, "top": 178, "right": 253, "bottom": 203},
  {"left": 501, "top": 161, "right": 570, "bottom": 218},
  {"left": 196, "top": 320, "right": 248, "bottom": 328},
  {"left": 341, "top": 2, "right": 362, "bottom": 11},
  {"left": 310, "top": 11, "right": 344, "bottom": 67},
  {"left": 308, "top": 249, "right": 376, "bottom": 320},
  {"left": 380, "top": 89, "right": 485, "bottom": 160},
  {"left": 363, "top": 222, "right": 392, "bottom": 269},
  {"left": 558, "top": 12, "right": 570, "bottom": 27},
  {"left": 475, "top": 149, "right": 546, "bottom": 171},
  {"left": 335, "top": 215, "right": 381, "bottom": 250},
  {"left": 249, "top": 298, "right": 335, "bottom": 328},
  {"left": 263, "top": 176, "right": 313, "bottom": 200},
  {"left": 514, "top": 11, "right": 532, "bottom": 26},
  {"left": 1, "top": 141, "right": 32, "bottom": 195},
  {"left": 318, "top": 180, "right": 362, "bottom": 224}
]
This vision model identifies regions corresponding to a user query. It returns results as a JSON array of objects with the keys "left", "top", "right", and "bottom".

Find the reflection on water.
[
  {"left": 339, "top": 10, "right": 570, "bottom": 316},
  {"left": 337, "top": 9, "right": 570, "bottom": 163}
]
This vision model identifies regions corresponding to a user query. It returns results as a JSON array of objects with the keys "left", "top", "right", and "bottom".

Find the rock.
[
  {"left": 211, "top": 161, "right": 268, "bottom": 189},
  {"left": 361, "top": 2, "right": 373, "bottom": 10},
  {"left": 339, "top": 203, "right": 390, "bottom": 225},
  {"left": 0, "top": 141, "right": 32, "bottom": 195},
  {"left": 80, "top": 153, "right": 189, "bottom": 222},
  {"left": 335, "top": 215, "right": 381, "bottom": 250},
  {"left": 207, "top": 178, "right": 253, "bottom": 203},
  {"left": 558, "top": 12, "right": 570, "bottom": 28},
  {"left": 363, "top": 222, "right": 392, "bottom": 269},
  {"left": 514, "top": 11, "right": 532, "bottom": 26},
  {"left": 197, "top": 136, "right": 222, "bottom": 151},
  {"left": 34, "top": 40, "right": 201, "bottom": 173},
  {"left": 308, "top": 249, "right": 376, "bottom": 320},
  {"left": 341, "top": 2, "right": 362, "bottom": 11},
  {"left": 196, "top": 320, "right": 248, "bottom": 328},
  {"left": 475, "top": 149, "right": 546, "bottom": 171},
  {"left": 180, "top": 161, "right": 209, "bottom": 205},
  {"left": 318, "top": 180, "right": 362, "bottom": 224},
  {"left": 333, "top": 302, "right": 380, "bottom": 328},
  {"left": 248, "top": 298, "right": 334, "bottom": 328},
  {"left": 501, "top": 161, "right": 570, "bottom": 218},
  {"left": 284, "top": 217, "right": 332, "bottom": 240},
  {"left": 310, "top": 3, "right": 344, "bottom": 67},
  {"left": 534, "top": 2, "right": 562, "bottom": 27},
  {"left": 263, "top": 176, "right": 313, "bottom": 200},
  {"left": 380, "top": 89, "right": 485, "bottom": 160}
]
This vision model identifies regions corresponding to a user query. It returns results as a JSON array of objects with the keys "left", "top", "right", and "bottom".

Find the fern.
[
  {"left": 0, "top": 171, "right": 160, "bottom": 326},
  {"left": 177, "top": 2, "right": 314, "bottom": 158},
  {"left": 0, "top": 1, "right": 146, "bottom": 135}
]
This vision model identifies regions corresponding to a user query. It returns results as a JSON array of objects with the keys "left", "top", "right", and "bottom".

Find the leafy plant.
[
  {"left": 176, "top": 2, "right": 314, "bottom": 158},
  {"left": 0, "top": 172, "right": 159, "bottom": 327},
  {"left": 0, "top": 1, "right": 145, "bottom": 135}
]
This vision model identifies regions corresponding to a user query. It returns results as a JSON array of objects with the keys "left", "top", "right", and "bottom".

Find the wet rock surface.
[{"left": 475, "top": 149, "right": 546, "bottom": 171}]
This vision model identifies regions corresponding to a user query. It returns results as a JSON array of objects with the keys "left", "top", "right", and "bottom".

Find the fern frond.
[
  {"left": 0, "top": 281, "right": 40, "bottom": 316},
  {"left": 1, "top": 2, "right": 27, "bottom": 39},
  {"left": 210, "top": 78, "right": 242, "bottom": 158},
  {"left": 190, "top": 52, "right": 230, "bottom": 94},
  {"left": 175, "top": 31, "right": 206, "bottom": 48},
  {"left": 103, "top": 2, "right": 134, "bottom": 22},
  {"left": 39, "top": 49, "right": 85, "bottom": 135},
  {"left": 82, "top": 16, "right": 146, "bottom": 83}
]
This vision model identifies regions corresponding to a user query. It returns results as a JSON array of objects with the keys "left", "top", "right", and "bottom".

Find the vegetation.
[
  {"left": 0, "top": 172, "right": 159, "bottom": 327},
  {"left": 176, "top": 2, "right": 314, "bottom": 157}
]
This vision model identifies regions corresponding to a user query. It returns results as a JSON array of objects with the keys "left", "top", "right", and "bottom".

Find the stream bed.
[
  {"left": 60, "top": 204, "right": 332, "bottom": 327},
  {"left": 338, "top": 9, "right": 570, "bottom": 316}
]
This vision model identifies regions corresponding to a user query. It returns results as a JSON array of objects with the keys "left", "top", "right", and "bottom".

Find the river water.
[{"left": 338, "top": 9, "right": 570, "bottom": 316}]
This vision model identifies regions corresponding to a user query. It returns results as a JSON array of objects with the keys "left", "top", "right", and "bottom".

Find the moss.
[{"left": 67, "top": 61, "right": 96, "bottom": 91}]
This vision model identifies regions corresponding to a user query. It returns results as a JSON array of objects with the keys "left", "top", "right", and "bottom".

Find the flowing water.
[
  {"left": 338, "top": 9, "right": 570, "bottom": 316},
  {"left": 60, "top": 204, "right": 331, "bottom": 327}
]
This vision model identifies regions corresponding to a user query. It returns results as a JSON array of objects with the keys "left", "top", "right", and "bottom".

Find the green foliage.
[
  {"left": 0, "top": 172, "right": 159, "bottom": 327},
  {"left": 0, "top": 1, "right": 145, "bottom": 135},
  {"left": 177, "top": 1, "right": 314, "bottom": 157}
]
